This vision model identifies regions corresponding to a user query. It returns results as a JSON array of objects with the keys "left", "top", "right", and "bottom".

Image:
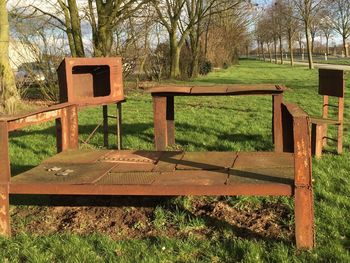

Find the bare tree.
[
  {"left": 152, "top": 0, "right": 240, "bottom": 79},
  {"left": 329, "top": 0, "right": 350, "bottom": 57},
  {"left": 87, "top": 0, "right": 146, "bottom": 57},
  {"left": 279, "top": 0, "right": 299, "bottom": 66},
  {"left": 291, "top": 0, "right": 324, "bottom": 69},
  {"left": 0, "top": 0, "right": 20, "bottom": 113},
  {"left": 319, "top": 16, "right": 333, "bottom": 54},
  {"left": 28, "top": 0, "right": 85, "bottom": 57},
  {"left": 309, "top": 14, "right": 320, "bottom": 54}
]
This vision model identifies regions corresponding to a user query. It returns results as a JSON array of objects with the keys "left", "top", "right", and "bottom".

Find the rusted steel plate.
[
  {"left": 43, "top": 149, "right": 111, "bottom": 164},
  {"left": 7, "top": 110, "right": 62, "bottom": 131},
  {"left": 110, "top": 163, "right": 155, "bottom": 173},
  {"left": 11, "top": 162, "right": 116, "bottom": 184},
  {"left": 0, "top": 102, "right": 72, "bottom": 122},
  {"left": 9, "top": 183, "right": 293, "bottom": 196},
  {"left": 58, "top": 57, "right": 124, "bottom": 106},
  {"left": 226, "top": 84, "right": 285, "bottom": 94},
  {"left": 148, "top": 84, "right": 285, "bottom": 96},
  {"left": 295, "top": 187, "right": 315, "bottom": 249},
  {"left": 96, "top": 171, "right": 159, "bottom": 185},
  {"left": 148, "top": 86, "right": 192, "bottom": 94},
  {"left": 152, "top": 151, "right": 184, "bottom": 172},
  {"left": 309, "top": 117, "right": 340, "bottom": 125},
  {"left": 319, "top": 69, "right": 344, "bottom": 97},
  {"left": 176, "top": 152, "right": 237, "bottom": 170},
  {"left": 190, "top": 86, "right": 228, "bottom": 94},
  {"left": 99, "top": 150, "right": 162, "bottom": 163},
  {"left": 0, "top": 184, "right": 10, "bottom": 236},
  {"left": 233, "top": 152, "right": 294, "bottom": 168},
  {"left": 228, "top": 167, "right": 294, "bottom": 185},
  {"left": 153, "top": 170, "right": 229, "bottom": 186}
]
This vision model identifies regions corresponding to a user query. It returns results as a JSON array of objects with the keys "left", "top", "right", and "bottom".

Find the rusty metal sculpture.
[
  {"left": 310, "top": 69, "right": 345, "bottom": 158},
  {"left": 0, "top": 65, "right": 314, "bottom": 249},
  {"left": 148, "top": 84, "right": 285, "bottom": 152},
  {"left": 57, "top": 57, "right": 125, "bottom": 149}
]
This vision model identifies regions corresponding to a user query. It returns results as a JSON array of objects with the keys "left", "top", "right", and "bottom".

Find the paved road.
[{"left": 283, "top": 60, "right": 350, "bottom": 71}]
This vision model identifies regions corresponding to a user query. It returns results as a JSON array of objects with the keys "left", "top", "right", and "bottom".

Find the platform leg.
[
  {"left": 166, "top": 96, "right": 175, "bottom": 147},
  {"left": 103, "top": 105, "right": 108, "bottom": 147},
  {"left": 295, "top": 187, "right": 315, "bottom": 249},
  {"left": 273, "top": 94, "right": 283, "bottom": 152},
  {"left": 117, "top": 102, "right": 122, "bottom": 150},
  {"left": 337, "top": 123, "right": 343, "bottom": 154},
  {"left": 0, "top": 122, "right": 10, "bottom": 236},
  {"left": 153, "top": 96, "right": 167, "bottom": 151},
  {"left": 311, "top": 123, "right": 323, "bottom": 158},
  {"left": 0, "top": 184, "right": 10, "bottom": 237}
]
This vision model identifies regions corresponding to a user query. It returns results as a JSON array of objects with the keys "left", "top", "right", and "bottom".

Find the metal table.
[{"left": 148, "top": 84, "right": 286, "bottom": 151}]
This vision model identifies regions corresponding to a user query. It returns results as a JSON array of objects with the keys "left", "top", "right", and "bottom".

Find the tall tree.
[
  {"left": 152, "top": 0, "right": 241, "bottom": 79},
  {"left": 0, "top": 0, "right": 20, "bottom": 113},
  {"left": 319, "top": 16, "right": 333, "bottom": 55},
  {"left": 283, "top": 0, "right": 299, "bottom": 66},
  {"left": 329, "top": 0, "right": 350, "bottom": 57},
  {"left": 291, "top": 0, "right": 324, "bottom": 69},
  {"left": 31, "top": 0, "right": 85, "bottom": 57},
  {"left": 151, "top": 0, "right": 194, "bottom": 78},
  {"left": 87, "top": 0, "right": 146, "bottom": 57}
]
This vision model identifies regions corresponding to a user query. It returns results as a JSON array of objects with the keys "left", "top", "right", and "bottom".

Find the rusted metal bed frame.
[{"left": 0, "top": 100, "right": 314, "bottom": 250}]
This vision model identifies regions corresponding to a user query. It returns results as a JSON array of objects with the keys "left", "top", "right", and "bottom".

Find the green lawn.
[{"left": 1, "top": 60, "right": 350, "bottom": 262}]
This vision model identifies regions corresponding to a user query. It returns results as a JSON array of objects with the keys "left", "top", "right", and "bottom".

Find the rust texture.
[
  {"left": 57, "top": 57, "right": 124, "bottom": 106},
  {"left": 57, "top": 57, "right": 125, "bottom": 149},
  {"left": 151, "top": 84, "right": 284, "bottom": 151},
  {"left": 0, "top": 122, "right": 10, "bottom": 236},
  {"left": 311, "top": 69, "right": 345, "bottom": 158},
  {"left": 0, "top": 90, "right": 314, "bottom": 249}
]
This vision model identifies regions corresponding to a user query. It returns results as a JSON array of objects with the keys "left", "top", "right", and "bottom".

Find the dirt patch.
[
  {"left": 192, "top": 200, "right": 293, "bottom": 241},
  {"left": 11, "top": 197, "right": 293, "bottom": 242}
]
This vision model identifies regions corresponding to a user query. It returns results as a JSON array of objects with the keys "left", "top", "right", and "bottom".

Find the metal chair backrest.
[{"left": 319, "top": 69, "right": 345, "bottom": 122}]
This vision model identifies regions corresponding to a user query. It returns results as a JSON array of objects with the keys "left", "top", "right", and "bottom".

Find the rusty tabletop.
[
  {"left": 147, "top": 84, "right": 286, "bottom": 151},
  {"left": 10, "top": 149, "right": 295, "bottom": 196}
]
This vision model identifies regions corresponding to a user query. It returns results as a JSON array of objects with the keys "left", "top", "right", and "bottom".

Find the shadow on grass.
[{"left": 9, "top": 120, "right": 274, "bottom": 175}]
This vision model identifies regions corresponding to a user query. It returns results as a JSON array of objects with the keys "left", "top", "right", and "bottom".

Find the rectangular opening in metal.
[{"left": 72, "top": 65, "right": 111, "bottom": 98}]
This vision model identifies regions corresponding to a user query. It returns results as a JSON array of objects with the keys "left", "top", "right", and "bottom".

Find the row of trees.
[
  {"left": 12, "top": 0, "right": 250, "bottom": 79},
  {"left": 0, "top": 0, "right": 251, "bottom": 112},
  {"left": 254, "top": 0, "right": 350, "bottom": 69}
]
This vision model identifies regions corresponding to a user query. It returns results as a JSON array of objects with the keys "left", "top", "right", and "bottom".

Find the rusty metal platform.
[{"left": 10, "top": 150, "right": 294, "bottom": 196}]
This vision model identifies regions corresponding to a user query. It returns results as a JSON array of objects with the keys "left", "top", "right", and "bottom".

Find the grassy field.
[{"left": 1, "top": 60, "right": 350, "bottom": 262}]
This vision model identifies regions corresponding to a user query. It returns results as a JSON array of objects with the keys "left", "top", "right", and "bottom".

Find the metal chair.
[{"left": 310, "top": 69, "right": 345, "bottom": 158}]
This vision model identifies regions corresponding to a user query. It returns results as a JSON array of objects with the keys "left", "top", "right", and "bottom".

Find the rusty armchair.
[{"left": 310, "top": 69, "right": 345, "bottom": 158}]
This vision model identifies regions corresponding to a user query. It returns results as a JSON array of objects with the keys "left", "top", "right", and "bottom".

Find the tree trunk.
[
  {"left": 190, "top": 22, "right": 201, "bottom": 78},
  {"left": 58, "top": 0, "right": 76, "bottom": 57},
  {"left": 0, "top": 0, "right": 20, "bottom": 113},
  {"left": 67, "top": 0, "right": 85, "bottom": 57},
  {"left": 279, "top": 36, "right": 283, "bottom": 64},
  {"left": 169, "top": 32, "right": 180, "bottom": 79},
  {"left": 274, "top": 39, "right": 278, "bottom": 64},
  {"left": 261, "top": 42, "right": 266, "bottom": 61},
  {"left": 288, "top": 32, "right": 294, "bottom": 66},
  {"left": 326, "top": 36, "right": 329, "bottom": 55},
  {"left": 94, "top": 0, "right": 115, "bottom": 57},
  {"left": 268, "top": 43, "right": 272, "bottom": 63},
  {"left": 305, "top": 22, "right": 314, "bottom": 69},
  {"left": 343, "top": 36, "right": 349, "bottom": 57}
]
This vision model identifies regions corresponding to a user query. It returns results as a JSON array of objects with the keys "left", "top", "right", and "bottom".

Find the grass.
[{"left": 1, "top": 60, "right": 350, "bottom": 262}]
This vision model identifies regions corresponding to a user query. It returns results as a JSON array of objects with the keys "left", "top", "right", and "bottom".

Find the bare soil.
[{"left": 10, "top": 197, "right": 293, "bottom": 242}]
